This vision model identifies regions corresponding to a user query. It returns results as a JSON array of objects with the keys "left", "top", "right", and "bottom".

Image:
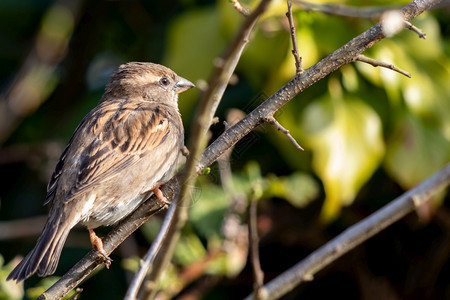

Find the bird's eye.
[{"left": 160, "top": 77, "right": 170, "bottom": 86}]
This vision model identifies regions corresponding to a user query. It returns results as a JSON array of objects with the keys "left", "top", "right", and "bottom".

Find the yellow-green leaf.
[{"left": 302, "top": 96, "right": 385, "bottom": 221}]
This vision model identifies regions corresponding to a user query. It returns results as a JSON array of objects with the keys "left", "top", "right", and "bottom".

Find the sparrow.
[{"left": 7, "top": 62, "right": 194, "bottom": 283}]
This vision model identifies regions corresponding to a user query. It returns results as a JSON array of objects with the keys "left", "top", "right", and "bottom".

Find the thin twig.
[
  {"left": 244, "top": 163, "right": 450, "bottom": 300},
  {"left": 124, "top": 198, "right": 178, "bottom": 300},
  {"left": 356, "top": 54, "right": 411, "bottom": 78},
  {"left": 293, "top": 0, "right": 402, "bottom": 18},
  {"left": 231, "top": 0, "right": 250, "bottom": 16},
  {"left": 286, "top": 0, "right": 303, "bottom": 75},
  {"left": 249, "top": 196, "right": 264, "bottom": 299},
  {"left": 38, "top": 0, "right": 441, "bottom": 298},
  {"left": 404, "top": 20, "right": 427, "bottom": 38},
  {"left": 266, "top": 116, "right": 304, "bottom": 150}
]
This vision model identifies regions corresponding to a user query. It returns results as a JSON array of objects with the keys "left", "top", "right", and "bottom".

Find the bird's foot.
[
  {"left": 152, "top": 183, "right": 171, "bottom": 208},
  {"left": 88, "top": 228, "right": 112, "bottom": 268}
]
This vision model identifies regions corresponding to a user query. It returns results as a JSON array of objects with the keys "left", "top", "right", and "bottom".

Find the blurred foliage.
[
  {"left": 301, "top": 82, "right": 385, "bottom": 220},
  {"left": 0, "top": 256, "right": 23, "bottom": 300},
  {"left": 0, "top": 0, "right": 449, "bottom": 299}
]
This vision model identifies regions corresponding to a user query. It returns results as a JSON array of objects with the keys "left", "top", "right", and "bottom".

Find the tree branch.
[
  {"left": 199, "top": 0, "right": 442, "bottom": 171},
  {"left": 286, "top": 0, "right": 303, "bottom": 75},
  {"left": 293, "top": 1, "right": 402, "bottom": 18},
  {"left": 38, "top": 0, "right": 442, "bottom": 298},
  {"left": 244, "top": 163, "right": 450, "bottom": 300}
]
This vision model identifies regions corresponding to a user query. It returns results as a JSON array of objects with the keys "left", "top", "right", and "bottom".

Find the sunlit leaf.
[
  {"left": 302, "top": 95, "right": 385, "bottom": 221},
  {"left": 0, "top": 256, "right": 23, "bottom": 300},
  {"left": 26, "top": 277, "right": 61, "bottom": 299},
  {"left": 266, "top": 172, "right": 320, "bottom": 208}
]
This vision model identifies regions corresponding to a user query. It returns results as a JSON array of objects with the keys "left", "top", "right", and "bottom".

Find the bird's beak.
[{"left": 174, "top": 77, "right": 195, "bottom": 94}]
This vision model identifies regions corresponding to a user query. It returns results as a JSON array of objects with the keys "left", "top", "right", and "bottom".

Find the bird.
[{"left": 7, "top": 62, "right": 194, "bottom": 283}]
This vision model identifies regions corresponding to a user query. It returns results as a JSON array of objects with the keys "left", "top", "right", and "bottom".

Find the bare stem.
[
  {"left": 356, "top": 54, "right": 411, "bottom": 78},
  {"left": 286, "top": 0, "right": 303, "bottom": 75},
  {"left": 293, "top": 1, "right": 402, "bottom": 18},
  {"left": 123, "top": 197, "right": 178, "bottom": 300},
  {"left": 266, "top": 116, "right": 304, "bottom": 150},
  {"left": 404, "top": 20, "right": 427, "bottom": 38},
  {"left": 231, "top": 0, "right": 250, "bottom": 16}
]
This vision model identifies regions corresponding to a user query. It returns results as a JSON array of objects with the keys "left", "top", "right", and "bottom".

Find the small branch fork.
[
  {"left": 286, "top": 0, "right": 303, "bottom": 75},
  {"left": 404, "top": 20, "right": 427, "bottom": 38},
  {"left": 266, "top": 116, "right": 304, "bottom": 151},
  {"left": 356, "top": 54, "right": 411, "bottom": 78}
]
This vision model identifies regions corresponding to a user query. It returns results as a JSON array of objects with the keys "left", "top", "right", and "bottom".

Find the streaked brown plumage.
[{"left": 7, "top": 62, "right": 194, "bottom": 282}]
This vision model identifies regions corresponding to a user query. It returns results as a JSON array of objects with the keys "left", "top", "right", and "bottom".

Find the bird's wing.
[{"left": 45, "top": 100, "right": 171, "bottom": 204}]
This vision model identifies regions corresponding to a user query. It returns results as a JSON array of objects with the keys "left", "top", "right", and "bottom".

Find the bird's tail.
[{"left": 7, "top": 215, "right": 73, "bottom": 283}]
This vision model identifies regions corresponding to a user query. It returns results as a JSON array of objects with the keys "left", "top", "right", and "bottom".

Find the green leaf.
[
  {"left": 173, "top": 226, "right": 207, "bottom": 266},
  {"left": 302, "top": 95, "right": 385, "bottom": 221},
  {"left": 189, "top": 180, "right": 230, "bottom": 239},
  {"left": 26, "top": 277, "right": 61, "bottom": 299},
  {"left": 0, "top": 256, "right": 23, "bottom": 300},
  {"left": 384, "top": 111, "right": 450, "bottom": 189},
  {"left": 266, "top": 172, "right": 320, "bottom": 208}
]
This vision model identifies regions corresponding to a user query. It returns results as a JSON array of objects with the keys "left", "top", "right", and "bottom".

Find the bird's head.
[{"left": 101, "top": 62, "right": 194, "bottom": 106}]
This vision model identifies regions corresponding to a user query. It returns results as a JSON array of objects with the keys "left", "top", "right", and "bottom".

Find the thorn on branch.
[
  {"left": 286, "top": 0, "right": 303, "bottom": 76},
  {"left": 303, "top": 273, "right": 314, "bottom": 281},
  {"left": 356, "top": 54, "right": 411, "bottom": 78},
  {"left": 404, "top": 20, "right": 426, "bottom": 39},
  {"left": 211, "top": 116, "right": 220, "bottom": 125},
  {"left": 231, "top": 0, "right": 250, "bottom": 16},
  {"left": 266, "top": 116, "right": 304, "bottom": 151}
]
